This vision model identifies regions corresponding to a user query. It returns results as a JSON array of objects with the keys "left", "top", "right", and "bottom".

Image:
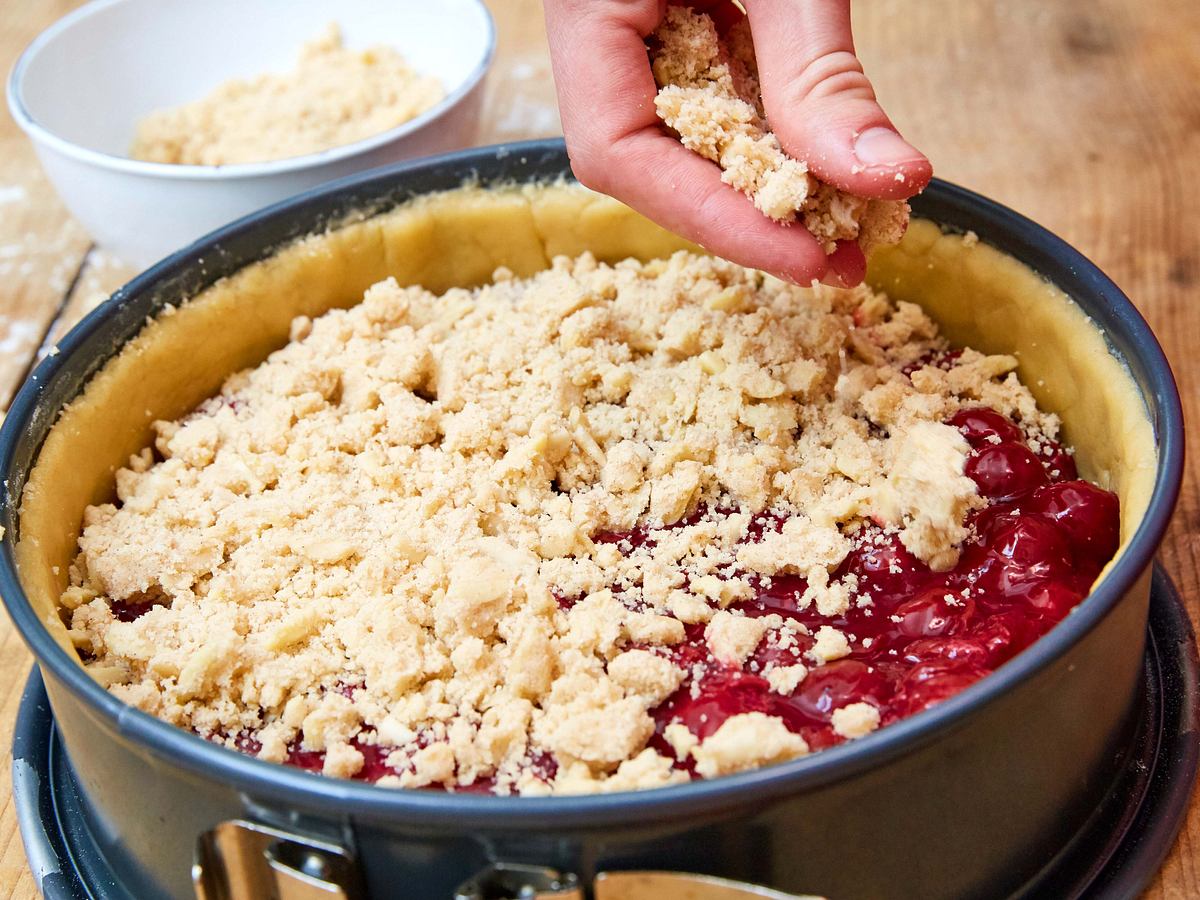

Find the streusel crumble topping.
[
  {"left": 130, "top": 24, "right": 443, "bottom": 166},
  {"left": 649, "top": 8, "right": 909, "bottom": 253},
  {"left": 64, "top": 250, "right": 1105, "bottom": 795}
]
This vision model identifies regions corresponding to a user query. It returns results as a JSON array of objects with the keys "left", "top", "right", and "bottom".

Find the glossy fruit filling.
[
  {"left": 643, "top": 408, "right": 1118, "bottom": 758},
  {"left": 161, "top": 406, "right": 1117, "bottom": 788}
]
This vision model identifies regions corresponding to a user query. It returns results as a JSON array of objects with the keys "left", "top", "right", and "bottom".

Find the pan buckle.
[
  {"left": 194, "top": 823, "right": 824, "bottom": 900},
  {"left": 193, "top": 819, "right": 362, "bottom": 900}
]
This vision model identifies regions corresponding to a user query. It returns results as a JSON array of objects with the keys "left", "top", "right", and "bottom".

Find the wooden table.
[{"left": 0, "top": 0, "right": 1195, "bottom": 896}]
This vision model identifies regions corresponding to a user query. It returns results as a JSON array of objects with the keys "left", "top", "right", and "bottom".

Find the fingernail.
[{"left": 854, "top": 127, "right": 922, "bottom": 168}]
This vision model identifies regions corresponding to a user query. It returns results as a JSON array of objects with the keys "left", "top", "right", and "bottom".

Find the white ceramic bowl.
[{"left": 6, "top": 0, "right": 495, "bottom": 268}]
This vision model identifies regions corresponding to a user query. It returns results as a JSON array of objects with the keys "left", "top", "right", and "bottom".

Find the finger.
[
  {"left": 595, "top": 129, "right": 831, "bottom": 283},
  {"left": 545, "top": 1, "right": 828, "bottom": 282},
  {"left": 745, "top": 0, "right": 932, "bottom": 200},
  {"left": 544, "top": 1, "right": 662, "bottom": 139}
]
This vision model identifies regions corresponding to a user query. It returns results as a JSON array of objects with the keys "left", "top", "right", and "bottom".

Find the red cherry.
[
  {"left": 901, "top": 636, "right": 991, "bottom": 668},
  {"left": 748, "top": 629, "right": 814, "bottom": 670},
  {"left": 110, "top": 599, "right": 155, "bottom": 622},
  {"left": 1022, "top": 580, "right": 1085, "bottom": 624},
  {"left": 753, "top": 573, "right": 810, "bottom": 616},
  {"left": 285, "top": 741, "right": 326, "bottom": 774},
  {"left": 966, "top": 610, "right": 1036, "bottom": 665},
  {"left": 356, "top": 741, "right": 400, "bottom": 782},
  {"left": 839, "top": 533, "right": 931, "bottom": 605},
  {"left": 1027, "top": 481, "right": 1120, "bottom": 568},
  {"left": 1037, "top": 439, "right": 1078, "bottom": 481},
  {"left": 653, "top": 668, "right": 774, "bottom": 741},
  {"left": 663, "top": 622, "right": 711, "bottom": 670},
  {"left": 593, "top": 526, "right": 649, "bottom": 548},
  {"left": 892, "top": 587, "right": 975, "bottom": 640},
  {"left": 893, "top": 660, "right": 987, "bottom": 716},
  {"left": 965, "top": 441, "right": 1050, "bottom": 501},
  {"left": 743, "top": 509, "right": 789, "bottom": 542},
  {"left": 994, "top": 514, "right": 1074, "bottom": 567},
  {"left": 965, "top": 515, "right": 1074, "bottom": 599},
  {"left": 947, "top": 407, "right": 1024, "bottom": 448},
  {"left": 965, "top": 503, "right": 1014, "bottom": 542},
  {"left": 232, "top": 732, "right": 262, "bottom": 756},
  {"left": 785, "top": 660, "right": 894, "bottom": 725},
  {"left": 903, "top": 348, "right": 963, "bottom": 377}
]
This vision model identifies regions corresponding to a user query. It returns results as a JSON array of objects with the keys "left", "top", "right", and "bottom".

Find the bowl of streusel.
[
  {"left": 6, "top": 0, "right": 495, "bottom": 268},
  {"left": 0, "top": 139, "right": 1183, "bottom": 899}
]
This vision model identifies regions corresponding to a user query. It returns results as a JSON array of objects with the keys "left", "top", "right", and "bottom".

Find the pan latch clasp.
[{"left": 193, "top": 819, "right": 362, "bottom": 900}]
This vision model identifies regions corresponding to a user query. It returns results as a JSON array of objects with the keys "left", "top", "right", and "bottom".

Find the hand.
[{"left": 543, "top": 0, "right": 932, "bottom": 287}]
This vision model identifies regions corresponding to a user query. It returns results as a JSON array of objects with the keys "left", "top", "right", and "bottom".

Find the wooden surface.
[{"left": 0, "top": 0, "right": 1195, "bottom": 896}]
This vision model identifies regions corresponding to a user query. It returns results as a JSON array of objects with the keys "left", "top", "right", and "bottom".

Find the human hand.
[{"left": 543, "top": 0, "right": 932, "bottom": 287}]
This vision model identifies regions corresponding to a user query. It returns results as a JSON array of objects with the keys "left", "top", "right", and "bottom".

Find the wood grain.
[
  {"left": 0, "top": 0, "right": 1195, "bottom": 897},
  {"left": 0, "top": 2, "right": 94, "bottom": 413}
]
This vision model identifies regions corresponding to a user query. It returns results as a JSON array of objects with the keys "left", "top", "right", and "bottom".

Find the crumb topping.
[
  {"left": 66, "top": 250, "right": 1060, "bottom": 794},
  {"left": 691, "top": 712, "right": 810, "bottom": 778},
  {"left": 130, "top": 24, "right": 444, "bottom": 166},
  {"left": 831, "top": 702, "right": 882, "bottom": 740},
  {"left": 649, "top": 8, "right": 909, "bottom": 253}
]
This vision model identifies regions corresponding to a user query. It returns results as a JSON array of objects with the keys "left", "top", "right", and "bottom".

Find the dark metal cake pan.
[{"left": 0, "top": 140, "right": 1187, "bottom": 899}]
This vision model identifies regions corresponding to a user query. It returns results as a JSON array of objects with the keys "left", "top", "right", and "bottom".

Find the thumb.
[{"left": 745, "top": 0, "right": 931, "bottom": 200}]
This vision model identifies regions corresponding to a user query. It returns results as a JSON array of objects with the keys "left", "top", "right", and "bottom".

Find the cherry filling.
[
  {"left": 901, "top": 348, "right": 963, "bottom": 377},
  {"left": 109, "top": 588, "right": 169, "bottom": 622},
  {"left": 643, "top": 406, "right": 1117, "bottom": 761},
  {"left": 218, "top": 709, "right": 557, "bottom": 793},
  {"left": 193, "top": 406, "right": 1117, "bottom": 789},
  {"left": 234, "top": 733, "right": 400, "bottom": 783}
]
